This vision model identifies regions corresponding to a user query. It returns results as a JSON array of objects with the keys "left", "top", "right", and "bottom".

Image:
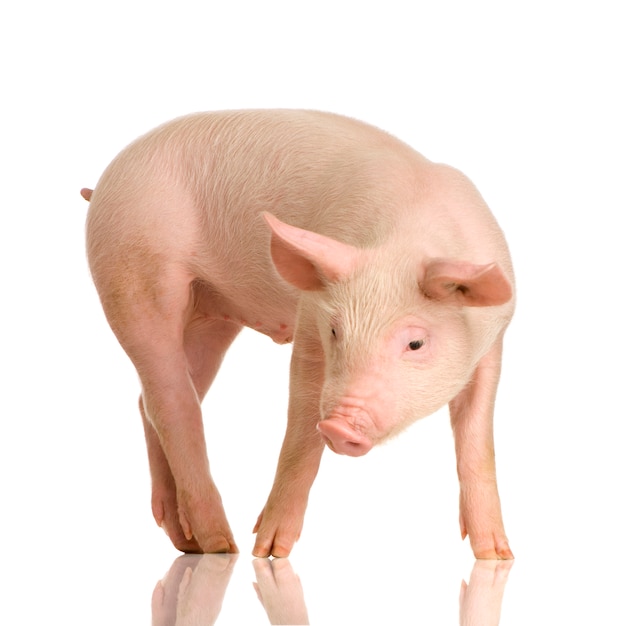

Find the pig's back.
[
  {"left": 88, "top": 110, "right": 424, "bottom": 282},
  {"left": 152, "top": 109, "right": 423, "bottom": 244}
]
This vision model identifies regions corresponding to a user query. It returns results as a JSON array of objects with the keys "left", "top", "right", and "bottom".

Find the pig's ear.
[
  {"left": 263, "top": 212, "right": 361, "bottom": 291},
  {"left": 421, "top": 259, "right": 513, "bottom": 307}
]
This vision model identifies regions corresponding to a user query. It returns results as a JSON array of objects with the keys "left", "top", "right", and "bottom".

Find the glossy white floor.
[
  {"left": 3, "top": 322, "right": 624, "bottom": 624},
  {"left": 2, "top": 2, "right": 624, "bottom": 624}
]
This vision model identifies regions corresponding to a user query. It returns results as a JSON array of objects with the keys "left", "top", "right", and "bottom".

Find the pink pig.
[{"left": 84, "top": 110, "right": 515, "bottom": 559}]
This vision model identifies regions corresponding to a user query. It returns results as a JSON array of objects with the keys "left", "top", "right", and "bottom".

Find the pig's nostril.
[
  {"left": 338, "top": 439, "right": 371, "bottom": 457},
  {"left": 317, "top": 418, "right": 373, "bottom": 457}
]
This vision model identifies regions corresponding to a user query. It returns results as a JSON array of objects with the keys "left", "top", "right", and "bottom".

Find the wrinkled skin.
[{"left": 85, "top": 110, "right": 515, "bottom": 560}]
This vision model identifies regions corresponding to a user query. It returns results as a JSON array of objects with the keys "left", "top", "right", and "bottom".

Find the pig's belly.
[{"left": 191, "top": 278, "right": 297, "bottom": 344}]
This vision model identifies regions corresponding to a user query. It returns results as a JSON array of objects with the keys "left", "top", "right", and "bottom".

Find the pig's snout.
[{"left": 317, "top": 417, "right": 373, "bottom": 457}]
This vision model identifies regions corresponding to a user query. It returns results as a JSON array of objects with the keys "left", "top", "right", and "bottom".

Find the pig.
[{"left": 84, "top": 109, "right": 515, "bottom": 560}]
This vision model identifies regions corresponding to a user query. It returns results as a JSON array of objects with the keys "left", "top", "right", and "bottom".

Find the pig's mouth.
[{"left": 317, "top": 417, "right": 373, "bottom": 457}]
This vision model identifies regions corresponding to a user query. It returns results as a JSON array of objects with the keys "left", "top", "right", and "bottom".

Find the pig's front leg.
[
  {"left": 449, "top": 338, "right": 514, "bottom": 560},
  {"left": 253, "top": 339, "right": 325, "bottom": 558}
]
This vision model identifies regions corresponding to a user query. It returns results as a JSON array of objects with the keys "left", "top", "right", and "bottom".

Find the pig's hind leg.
[
  {"left": 139, "top": 398, "right": 201, "bottom": 552},
  {"left": 98, "top": 261, "right": 241, "bottom": 553},
  {"left": 139, "top": 313, "right": 242, "bottom": 553}
]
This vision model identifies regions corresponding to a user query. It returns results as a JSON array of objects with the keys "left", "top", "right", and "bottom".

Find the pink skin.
[
  {"left": 83, "top": 110, "right": 515, "bottom": 561},
  {"left": 316, "top": 319, "right": 435, "bottom": 456},
  {"left": 317, "top": 417, "right": 373, "bottom": 456},
  {"left": 260, "top": 212, "right": 513, "bottom": 559},
  {"left": 450, "top": 339, "right": 514, "bottom": 559}
]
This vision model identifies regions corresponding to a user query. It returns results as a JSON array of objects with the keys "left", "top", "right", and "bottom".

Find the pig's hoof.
[
  {"left": 252, "top": 496, "right": 307, "bottom": 558},
  {"left": 199, "top": 535, "right": 239, "bottom": 554},
  {"left": 472, "top": 536, "right": 514, "bottom": 560},
  {"left": 165, "top": 523, "right": 238, "bottom": 554},
  {"left": 160, "top": 519, "right": 203, "bottom": 553},
  {"left": 174, "top": 538, "right": 204, "bottom": 554},
  {"left": 252, "top": 538, "right": 293, "bottom": 559},
  {"left": 252, "top": 515, "right": 297, "bottom": 558}
]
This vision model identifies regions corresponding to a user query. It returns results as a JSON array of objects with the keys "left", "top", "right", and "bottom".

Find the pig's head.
[{"left": 263, "top": 212, "right": 513, "bottom": 457}]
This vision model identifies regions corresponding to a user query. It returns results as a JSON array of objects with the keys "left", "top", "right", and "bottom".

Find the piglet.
[{"left": 84, "top": 110, "right": 515, "bottom": 559}]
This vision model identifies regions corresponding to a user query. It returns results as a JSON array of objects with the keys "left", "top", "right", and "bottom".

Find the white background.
[{"left": 1, "top": 1, "right": 624, "bottom": 624}]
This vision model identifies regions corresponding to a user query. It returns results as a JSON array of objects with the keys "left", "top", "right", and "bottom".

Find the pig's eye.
[
  {"left": 331, "top": 328, "right": 337, "bottom": 338},
  {"left": 408, "top": 339, "right": 424, "bottom": 351}
]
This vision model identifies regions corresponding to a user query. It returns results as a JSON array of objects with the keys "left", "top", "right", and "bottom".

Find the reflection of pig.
[{"left": 84, "top": 110, "right": 515, "bottom": 560}]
